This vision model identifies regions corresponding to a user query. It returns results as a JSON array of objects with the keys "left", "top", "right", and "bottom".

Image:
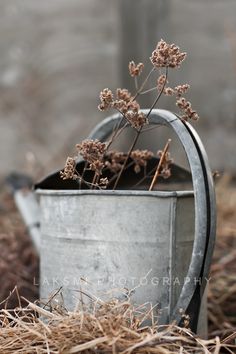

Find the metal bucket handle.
[{"left": 88, "top": 109, "right": 216, "bottom": 328}]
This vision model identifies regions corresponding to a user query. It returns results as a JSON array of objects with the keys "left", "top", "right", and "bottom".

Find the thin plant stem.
[
  {"left": 106, "top": 122, "right": 129, "bottom": 149},
  {"left": 140, "top": 87, "right": 157, "bottom": 95},
  {"left": 131, "top": 165, "right": 156, "bottom": 189},
  {"left": 134, "top": 76, "right": 138, "bottom": 90},
  {"left": 140, "top": 125, "right": 162, "bottom": 133},
  {"left": 147, "top": 67, "right": 168, "bottom": 118},
  {"left": 107, "top": 161, "right": 135, "bottom": 188},
  {"left": 149, "top": 139, "right": 171, "bottom": 191},
  {"left": 79, "top": 161, "right": 88, "bottom": 189},
  {"left": 112, "top": 67, "right": 168, "bottom": 190},
  {"left": 69, "top": 169, "right": 98, "bottom": 190},
  {"left": 133, "top": 67, "right": 155, "bottom": 100},
  {"left": 91, "top": 172, "right": 99, "bottom": 190},
  {"left": 113, "top": 127, "right": 142, "bottom": 190}
]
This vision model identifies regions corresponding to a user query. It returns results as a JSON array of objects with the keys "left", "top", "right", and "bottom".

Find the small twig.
[
  {"left": 147, "top": 67, "right": 168, "bottom": 118},
  {"left": 107, "top": 161, "right": 135, "bottom": 188},
  {"left": 91, "top": 172, "right": 99, "bottom": 190},
  {"left": 140, "top": 86, "right": 157, "bottom": 95},
  {"left": 140, "top": 124, "right": 161, "bottom": 133},
  {"left": 113, "top": 127, "right": 142, "bottom": 190},
  {"left": 131, "top": 165, "right": 156, "bottom": 189},
  {"left": 79, "top": 161, "right": 88, "bottom": 189},
  {"left": 134, "top": 76, "right": 138, "bottom": 90},
  {"left": 149, "top": 139, "right": 171, "bottom": 191},
  {"left": 133, "top": 67, "right": 155, "bottom": 100},
  {"left": 107, "top": 122, "right": 129, "bottom": 149}
]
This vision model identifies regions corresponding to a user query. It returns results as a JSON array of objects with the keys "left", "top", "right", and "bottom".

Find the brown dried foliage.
[
  {"left": 129, "top": 61, "right": 144, "bottom": 77},
  {"left": 62, "top": 39, "right": 200, "bottom": 188},
  {"left": 131, "top": 149, "right": 154, "bottom": 174},
  {"left": 150, "top": 39, "right": 187, "bottom": 69},
  {"left": 76, "top": 139, "right": 107, "bottom": 174},
  {"left": 0, "top": 292, "right": 235, "bottom": 353},
  {"left": 60, "top": 156, "right": 76, "bottom": 180}
]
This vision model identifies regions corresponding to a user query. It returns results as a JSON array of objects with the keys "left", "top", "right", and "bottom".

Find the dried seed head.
[
  {"left": 175, "top": 84, "right": 190, "bottom": 96},
  {"left": 128, "top": 61, "right": 144, "bottom": 77},
  {"left": 116, "top": 88, "right": 132, "bottom": 102},
  {"left": 157, "top": 75, "right": 168, "bottom": 91},
  {"left": 99, "top": 177, "right": 109, "bottom": 189},
  {"left": 125, "top": 111, "right": 148, "bottom": 130},
  {"left": 163, "top": 87, "right": 175, "bottom": 96},
  {"left": 150, "top": 39, "right": 186, "bottom": 69},
  {"left": 98, "top": 88, "right": 114, "bottom": 111},
  {"left": 126, "top": 100, "right": 140, "bottom": 113},
  {"left": 176, "top": 97, "right": 199, "bottom": 121},
  {"left": 60, "top": 157, "right": 76, "bottom": 180},
  {"left": 112, "top": 99, "right": 128, "bottom": 114},
  {"left": 105, "top": 151, "right": 126, "bottom": 173},
  {"left": 131, "top": 149, "right": 154, "bottom": 173},
  {"left": 76, "top": 139, "right": 107, "bottom": 173},
  {"left": 157, "top": 150, "right": 173, "bottom": 179},
  {"left": 112, "top": 89, "right": 140, "bottom": 115}
]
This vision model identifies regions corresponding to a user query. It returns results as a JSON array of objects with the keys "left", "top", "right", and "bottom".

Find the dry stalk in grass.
[
  {"left": 0, "top": 179, "right": 236, "bottom": 351},
  {"left": 0, "top": 294, "right": 235, "bottom": 354}
]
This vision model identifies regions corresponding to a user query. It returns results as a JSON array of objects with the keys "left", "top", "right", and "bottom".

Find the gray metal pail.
[{"left": 36, "top": 109, "right": 216, "bottom": 332}]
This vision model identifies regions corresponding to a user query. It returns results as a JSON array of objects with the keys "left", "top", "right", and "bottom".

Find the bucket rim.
[{"left": 35, "top": 188, "right": 194, "bottom": 198}]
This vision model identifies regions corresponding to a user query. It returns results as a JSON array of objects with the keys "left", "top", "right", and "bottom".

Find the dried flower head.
[
  {"left": 112, "top": 99, "right": 128, "bottom": 114},
  {"left": 150, "top": 39, "right": 186, "bottom": 69},
  {"left": 98, "top": 88, "right": 114, "bottom": 111},
  {"left": 99, "top": 177, "right": 109, "bottom": 189},
  {"left": 128, "top": 61, "right": 144, "bottom": 77},
  {"left": 176, "top": 97, "right": 199, "bottom": 121},
  {"left": 105, "top": 151, "right": 126, "bottom": 173},
  {"left": 163, "top": 87, "right": 175, "bottom": 96},
  {"left": 157, "top": 75, "right": 168, "bottom": 91},
  {"left": 157, "top": 150, "right": 173, "bottom": 179},
  {"left": 125, "top": 111, "right": 148, "bottom": 130},
  {"left": 163, "top": 84, "right": 190, "bottom": 96},
  {"left": 126, "top": 100, "right": 140, "bottom": 113},
  {"left": 112, "top": 90, "right": 140, "bottom": 114},
  {"left": 60, "top": 157, "right": 76, "bottom": 180},
  {"left": 116, "top": 88, "right": 132, "bottom": 102},
  {"left": 175, "top": 84, "right": 190, "bottom": 96},
  {"left": 76, "top": 139, "right": 107, "bottom": 173},
  {"left": 131, "top": 149, "right": 154, "bottom": 173}
]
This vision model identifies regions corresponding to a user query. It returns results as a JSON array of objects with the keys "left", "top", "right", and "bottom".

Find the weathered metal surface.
[
  {"left": 15, "top": 190, "right": 41, "bottom": 252},
  {"left": 37, "top": 109, "right": 216, "bottom": 333},
  {"left": 38, "top": 189, "right": 194, "bottom": 325},
  {"left": 88, "top": 109, "right": 216, "bottom": 330}
]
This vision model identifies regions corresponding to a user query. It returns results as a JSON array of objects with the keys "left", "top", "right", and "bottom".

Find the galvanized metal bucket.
[{"left": 36, "top": 109, "right": 216, "bottom": 332}]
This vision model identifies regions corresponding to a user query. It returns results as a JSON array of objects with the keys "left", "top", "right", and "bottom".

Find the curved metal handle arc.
[{"left": 88, "top": 109, "right": 216, "bottom": 326}]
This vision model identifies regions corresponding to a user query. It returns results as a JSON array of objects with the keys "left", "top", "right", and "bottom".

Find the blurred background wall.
[{"left": 0, "top": 0, "right": 235, "bottom": 179}]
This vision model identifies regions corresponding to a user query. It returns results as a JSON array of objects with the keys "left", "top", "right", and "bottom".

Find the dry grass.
[
  {"left": 0, "top": 174, "right": 235, "bottom": 352},
  {"left": 0, "top": 292, "right": 235, "bottom": 354},
  {"left": 0, "top": 190, "right": 39, "bottom": 309},
  {"left": 208, "top": 175, "right": 236, "bottom": 337}
]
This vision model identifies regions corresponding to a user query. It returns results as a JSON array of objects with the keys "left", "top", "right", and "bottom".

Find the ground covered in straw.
[{"left": 0, "top": 175, "right": 235, "bottom": 353}]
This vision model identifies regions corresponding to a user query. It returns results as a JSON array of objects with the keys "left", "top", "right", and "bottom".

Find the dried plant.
[
  {"left": 60, "top": 157, "right": 76, "bottom": 180},
  {"left": 150, "top": 39, "right": 187, "bottom": 69},
  {"left": 76, "top": 139, "right": 107, "bottom": 174},
  {"left": 61, "top": 39, "right": 200, "bottom": 190},
  {"left": 131, "top": 149, "right": 154, "bottom": 174},
  {"left": 0, "top": 293, "right": 235, "bottom": 353}
]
